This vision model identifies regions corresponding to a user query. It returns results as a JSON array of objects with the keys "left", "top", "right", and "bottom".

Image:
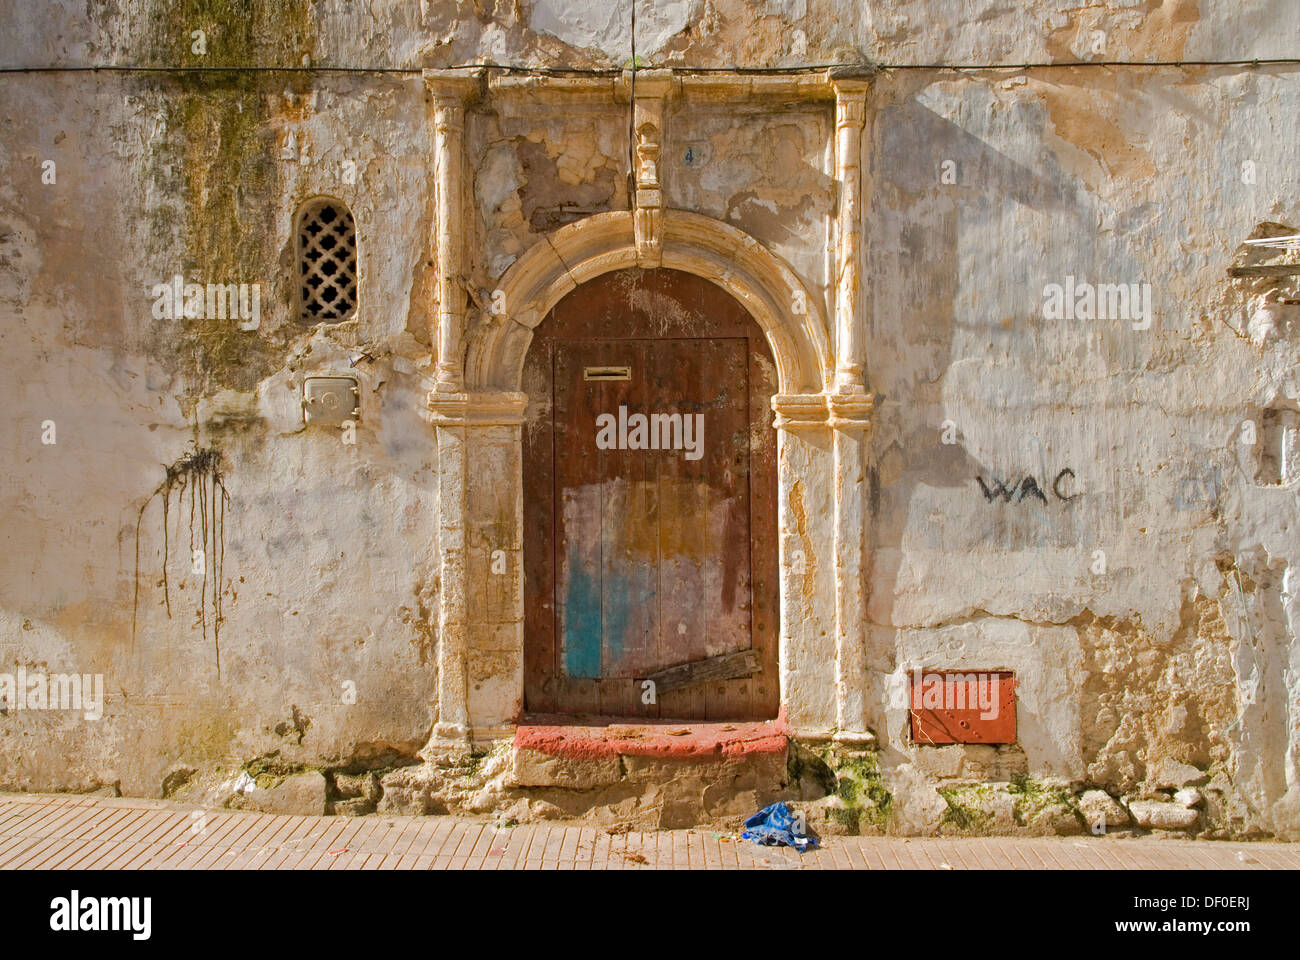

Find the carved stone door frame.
[{"left": 422, "top": 67, "right": 875, "bottom": 751}]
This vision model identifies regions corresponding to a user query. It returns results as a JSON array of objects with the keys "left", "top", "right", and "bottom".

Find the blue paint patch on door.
[
  {"left": 602, "top": 571, "right": 631, "bottom": 667},
  {"left": 562, "top": 557, "right": 638, "bottom": 678},
  {"left": 562, "top": 547, "right": 602, "bottom": 678}
]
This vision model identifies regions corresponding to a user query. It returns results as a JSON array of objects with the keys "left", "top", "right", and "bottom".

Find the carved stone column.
[
  {"left": 828, "top": 71, "right": 875, "bottom": 742},
  {"left": 426, "top": 393, "right": 471, "bottom": 748},
  {"left": 830, "top": 72, "right": 871, "bottom": 396},
  {"left": 631, "top": 70, "right": 672, "bottom": 268},
  {"left": 773, "top": 392, "right": 875, "bottom": 741},
  {"left": 771, "top": 394, "right": 837, "bottom": 737},
  {"left": 423, "top": 69, "right": 479, "bottom": 750},
  {"left": 425, "top": 69, "right": 479, "bottom": 395},
  {"left": 829, "top": 393, "right": 874, "bottom": 743}
]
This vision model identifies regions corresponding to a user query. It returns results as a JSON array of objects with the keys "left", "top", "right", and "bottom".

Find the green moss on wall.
[
  {"left": 1008, "top": 774, "right": 1085, "bottom": 829},
  {"left": 792, "top": 743, "right": 893, "bottom": 834},
  {"left": 137, "top": 2, "right": 319, "bottom": 401},
  {"left": 144, "top": 0, "right": 316, "bottom": 70},
  {"left": 938, "top": 783, "right": 994, "bottom": 832}
]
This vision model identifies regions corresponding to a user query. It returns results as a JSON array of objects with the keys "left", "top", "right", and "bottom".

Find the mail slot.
[
  {"left": 909, "top": 669, "right": 1016, "bottom": 744},
  {"left": 584, "top": 366, "right": 631, "bottom": 381}
]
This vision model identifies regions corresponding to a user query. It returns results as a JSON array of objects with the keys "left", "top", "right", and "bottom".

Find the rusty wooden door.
[{"left": 523, "top": 268, "right": 778, "bottom": 720}]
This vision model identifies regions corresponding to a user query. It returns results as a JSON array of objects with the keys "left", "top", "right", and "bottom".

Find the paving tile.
[
  {"left": 294, "top": 820, "right": 352, "bottom": 870},
  {"left": 77, "top": 811, "right": 172, "bottom": 869},
  {"left": 1246, "top": 844, "right": 1296, "bottom": 869},
  {"left": 348, "top": 817, "right": 390, "bottom": 854},
  {"left": 421, "top": 819, "right": 462, "bottom": 862},
  {"left": 465, "top": 823, "right": 497, "bottom": 862},
  {"left": 541, "top": 823, "right": 566, "bottom": 862},
  {"left": 12, "top": 822, "right": 73, "bottom": 865},
  {"left": 248, "top": 816, "right": 313, "bottom": 870},
  {"left": 59, "top": 813, "right": 143, "bottom": 869},
  {"left": 314, "top": 818, "right": 368, "bottom": 870},
  {"left": 189, "top": 815, "right": 268, "bottom": 870},
  {"left": 223, "top": 814, "right": 291, "bottom": 869},
  {"left": 116, "top": 814, "right": 194, "bottom": 869},
  {"left": 1114, "top": 839, "right": 1164, "bottom": 871},
  {"left": 247, "top": 815, "right": 311, "bottom": 870},
  {"left": 8, "top": 803, "right": 89, "bottom": 846}
]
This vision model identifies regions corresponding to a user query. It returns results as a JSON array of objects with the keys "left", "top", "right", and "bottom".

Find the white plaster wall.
[{"left": 0, "top": 70, "right": 442, "bottom": 796}]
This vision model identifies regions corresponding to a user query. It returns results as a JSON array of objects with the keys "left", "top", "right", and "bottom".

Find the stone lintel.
[{"left": 488, "top": 69, "right": 838, "bottom": 106}]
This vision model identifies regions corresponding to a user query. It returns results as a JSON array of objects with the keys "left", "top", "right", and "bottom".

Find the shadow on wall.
[{"left": 861, "top": 90, "right": 1093, "bottom": 741}]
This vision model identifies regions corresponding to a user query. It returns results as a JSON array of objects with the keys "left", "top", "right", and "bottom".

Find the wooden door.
[{"left": 522, "top": 269, "right": 778, "bottom": 721}]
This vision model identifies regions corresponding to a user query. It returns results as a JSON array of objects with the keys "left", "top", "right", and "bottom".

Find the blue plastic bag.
[{"left": 740, "top": 801, "right": 818, "bottom": 851}]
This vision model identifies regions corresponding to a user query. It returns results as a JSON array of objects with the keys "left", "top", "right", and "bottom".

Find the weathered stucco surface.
[{"left": 1, "top": 1, "right": 1298, "bottom": 837}]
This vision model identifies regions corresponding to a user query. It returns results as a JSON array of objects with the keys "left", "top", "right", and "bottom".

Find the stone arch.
[{"left": 465, "top": 210, "right": 833, "bottom": 396}]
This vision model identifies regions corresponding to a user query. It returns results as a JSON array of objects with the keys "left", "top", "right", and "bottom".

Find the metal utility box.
[
  {"left": 302, "top": 376, "right": 359, "bottom": 425},
  {"left": 909, "top": 670, "right": 1017, "bottom": 744}
]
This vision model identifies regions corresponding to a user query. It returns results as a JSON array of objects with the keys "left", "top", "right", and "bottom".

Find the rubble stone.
[
  {"left": 234, "top": 771, "right": 328, "bottom": 816},
  {"left": 1130, "top": 800, "right": 1201, "bottom": 832},
  {"left": 1079, "top": 789, "right": 1132, "bottom": 832}
]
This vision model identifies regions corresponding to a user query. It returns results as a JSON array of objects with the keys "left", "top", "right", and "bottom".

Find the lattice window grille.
[{"left": 297, "top": 201, "right": 357, "bottom": 321}]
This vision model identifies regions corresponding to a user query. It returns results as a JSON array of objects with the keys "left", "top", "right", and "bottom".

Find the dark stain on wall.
[{"left": 132, "top": 446, "right": 230, "bottom": 676}]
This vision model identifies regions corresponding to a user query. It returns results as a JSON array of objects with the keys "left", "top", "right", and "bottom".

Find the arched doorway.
[
  {"left": 522, "top": 268, "right": 779, "bottom": 720},
  {"left": 430, "top": 209, "right": 853, "bottom": 749}
]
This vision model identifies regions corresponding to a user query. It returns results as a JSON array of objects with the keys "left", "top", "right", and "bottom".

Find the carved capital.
[
  {"left": 428, "top": 390, "right": 529, "bottom": 426},
  {"left": 832, "top": 79, "right": 869, "bottom": 130},
  {"left": 432, "top": 108, "right": 465, "bottom": 136},
  {"left": 827, "top": 392, "right": 874, "bottom": 429},
  {"left": 630, "top": 68, "right": 674, "bottom": 100},
  {"left": 772, "top": 393, "right": 830, "bottom": 430},
  {"left": 828, "top": 67, "right": 874, "bottom": 118},
  {"left": 424, "top": 68, "right": 482, "bottom": 108}
]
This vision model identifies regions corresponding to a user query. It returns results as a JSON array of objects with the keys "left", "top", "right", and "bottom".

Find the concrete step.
[{"left": 511, "top": 716, "right": 793, "bottom": 829}]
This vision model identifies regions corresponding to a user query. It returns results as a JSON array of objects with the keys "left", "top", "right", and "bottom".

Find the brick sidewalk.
[{"left": 1, "top": 792, "right": 1295, "bottom": 870}]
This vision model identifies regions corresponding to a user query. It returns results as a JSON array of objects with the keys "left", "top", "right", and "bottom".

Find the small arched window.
[{"left": 296, "top": 198, "right": 357, "bottom": 322}]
